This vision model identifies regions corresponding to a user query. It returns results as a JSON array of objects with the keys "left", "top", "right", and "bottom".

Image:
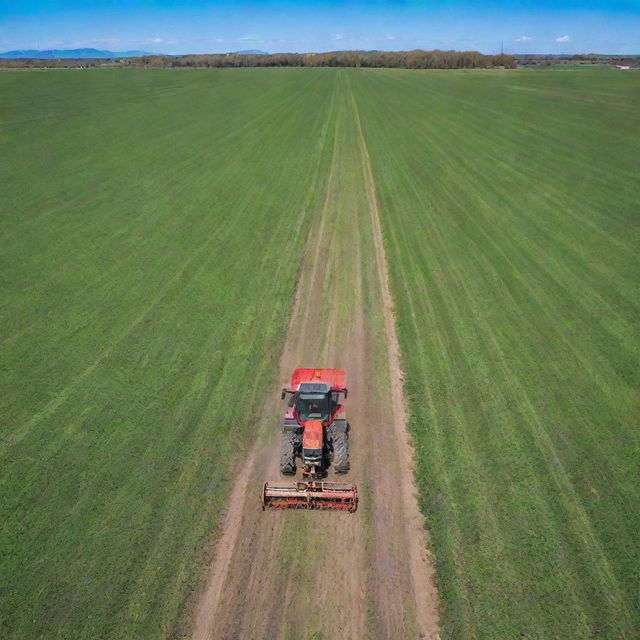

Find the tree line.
[
  {"left": 127, "top": 49, "right": 516, "bottom": 69},
  {"left": 1, "top": 49, "right": 516, "bottom": 70}
]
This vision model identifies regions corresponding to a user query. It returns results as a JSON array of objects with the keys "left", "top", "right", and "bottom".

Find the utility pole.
[{"left": 501, "top": 40, "right": 504, "bottom": 55}]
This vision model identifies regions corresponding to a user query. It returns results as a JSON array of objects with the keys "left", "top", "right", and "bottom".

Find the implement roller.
[{"left": 262, "top": 481, "right": 358, "bottom": 512}]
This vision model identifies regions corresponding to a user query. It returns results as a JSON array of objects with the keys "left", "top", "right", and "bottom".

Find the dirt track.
[{"left": 191, "top": 73, "right": 440, "bottom": 640}]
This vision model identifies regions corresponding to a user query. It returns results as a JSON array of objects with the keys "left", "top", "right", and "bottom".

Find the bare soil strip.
[
  {"left": 350, "top": 86, "right": 440, "bottom": 639},
  {"left": 191, "top": 71, "right": 439, "bottom": 640}
]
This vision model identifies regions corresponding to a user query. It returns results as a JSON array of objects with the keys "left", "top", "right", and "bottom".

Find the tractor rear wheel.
[
  {"left": 280, "top": 431, "right": 297, "bottom": 474},
  {"left": 332, "top": 426, "right": 350, "bottom": 473}
]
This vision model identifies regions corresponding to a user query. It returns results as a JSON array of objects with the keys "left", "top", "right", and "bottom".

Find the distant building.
[{"left": 616, "top": 65, "right": 631, "bottom": 70}]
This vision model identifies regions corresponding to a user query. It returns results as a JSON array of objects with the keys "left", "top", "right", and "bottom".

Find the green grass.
[
  {"left": 0, "top": 68, "right": 337, "bottom": 638},
  {"left": 1, "top": 66, "right": 638, "bottom": 639},
  {"left": 352, "top": 67, "right": 639, "bottom": 638}
]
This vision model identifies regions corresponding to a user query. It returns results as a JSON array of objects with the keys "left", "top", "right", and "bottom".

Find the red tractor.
[{"left": 262, "top": 368, "right": 358, "bottom": 512}]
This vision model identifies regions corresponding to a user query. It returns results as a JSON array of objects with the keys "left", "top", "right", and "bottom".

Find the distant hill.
[
  {"left": 0, "top": 48, "right": 152, "bottom": 59},
  {"left": 232, "top": 49, "right": 269, "bottom": 55}
]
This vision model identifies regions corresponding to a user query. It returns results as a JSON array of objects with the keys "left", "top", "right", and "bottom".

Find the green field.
[
  {"left": 1, "top": 68, "right": 335, "bottom": 638},
  {"left": 353, "top": 68, "right": 639, "bottom": 638},
  {"left": 1, "top": 67, "right": 638, "bottom": 639}
]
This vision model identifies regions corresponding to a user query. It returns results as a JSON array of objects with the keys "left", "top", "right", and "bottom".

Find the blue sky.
[{"left": 1, "top": 1, "right": 639, "bottom": 55}]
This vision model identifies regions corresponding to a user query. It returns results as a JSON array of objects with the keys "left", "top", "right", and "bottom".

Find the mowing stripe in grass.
[
  {"left": 351, "top": 67, "right": 639, "bottom": 638},
  {"left": 0, "top": 68, "right": 338, "bottom": 639}
]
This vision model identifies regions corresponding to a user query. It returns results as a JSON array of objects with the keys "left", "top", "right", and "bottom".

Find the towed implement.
[
  {"left": 262, "top": 368, "right": 358, "bottom": 513},
  {"left": 262, "top": 481, "right": 358, "bottom": 512}
]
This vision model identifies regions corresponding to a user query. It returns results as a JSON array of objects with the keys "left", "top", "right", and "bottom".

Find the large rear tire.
[
  {"left": 332, "top": 423, "right": 350, "bottom": 473},
  {"left": 280, "top": 431, "right": 297, "bottom": 475}
]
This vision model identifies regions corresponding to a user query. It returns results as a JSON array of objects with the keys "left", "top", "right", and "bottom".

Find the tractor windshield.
[{"left": 297, "top": 393, "right": 330, "bottom": 421}]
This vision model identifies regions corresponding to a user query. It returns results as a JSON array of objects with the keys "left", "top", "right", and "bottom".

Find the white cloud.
[
  {"left": 333, "top": 34, "right": 344, "bottom": 41},
  {"left": 515, "top": 36, "right": 532, "bottom": 43},
  {"left": 556, "top": 35, "right": 571, "bottom": 43},
  {"left": 385, "top": 34, "right": 396, "bottom": 41},
  {"left": 152, "top": 37, "right": 163, "bottom": 44}
]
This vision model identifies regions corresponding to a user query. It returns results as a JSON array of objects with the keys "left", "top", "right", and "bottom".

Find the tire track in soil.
[
  {"left": 349, "top": 81, "right": 440, "bottom": 639},
  {"left": 191, "top": 70, "right": 440, "bottom": 640}
]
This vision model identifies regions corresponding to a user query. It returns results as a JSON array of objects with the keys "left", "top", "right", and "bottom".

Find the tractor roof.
[
  {"left": 290, "top": 368, "right": 346, "bottom": 391},
  {"left": 298, "top": 382, "right": 331, "bottom": 394}
]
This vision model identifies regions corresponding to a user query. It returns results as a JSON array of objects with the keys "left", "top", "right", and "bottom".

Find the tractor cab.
[
  {"left": 296, "top": 382, "right": 331, "bottom": 422},
  {"left": 281, "top": 368, "right": 348, "bottom": 426}
]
